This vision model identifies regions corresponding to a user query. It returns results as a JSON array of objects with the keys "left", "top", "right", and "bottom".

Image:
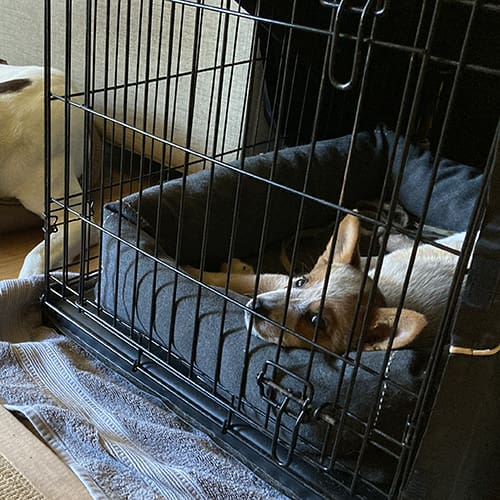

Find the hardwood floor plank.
[{"left": 0, "top": 229, "right": 43, "bottom": 280}]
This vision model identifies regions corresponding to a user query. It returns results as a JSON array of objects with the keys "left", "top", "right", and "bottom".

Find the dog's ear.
[
  {"left": 363, "top": 307, "right": 427, "bottom": 350},
  {"left": 311, "top": 215, "right": 361, "bottom": 275},
  {"left": 332, "top": 214, "right": 361, "bottom": 267}
]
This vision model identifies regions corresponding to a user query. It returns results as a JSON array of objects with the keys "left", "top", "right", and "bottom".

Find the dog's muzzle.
[{"left": 248, "top": 297, "right": 269, "bottom": 317}]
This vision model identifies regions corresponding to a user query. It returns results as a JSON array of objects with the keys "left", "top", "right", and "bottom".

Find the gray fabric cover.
[
  {"left": 114, "top": 131, "right": 388, "bottom": 269},
  {"left": 100, "top": 209, "right": 427, "bottom": 487},
  {"left": 388, "top": 131, "right": 483, "bottom": 232},
  {"left": 98, "top": 131, "right": 480, "bottom": 486},
  {"left": 98, "top": 132, "right": 452, "bottom": 487}
]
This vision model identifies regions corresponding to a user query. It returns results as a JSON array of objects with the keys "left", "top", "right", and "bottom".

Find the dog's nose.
[{"left": 250, "top": 298, "right": 268, "bottom": 317}]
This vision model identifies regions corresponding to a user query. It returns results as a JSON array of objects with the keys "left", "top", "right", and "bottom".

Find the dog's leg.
[
  {"left": 184, "top": 265, "right": 289, "bottom": 296},
  {"left": 18, "top": 163, "right": 96, "bottom": 277},
  {"left": 185, "top": 216, "right": 362, "bottom": 298}
]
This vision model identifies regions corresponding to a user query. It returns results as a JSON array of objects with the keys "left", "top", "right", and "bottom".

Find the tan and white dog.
[
  {"left": 0, "top": 62, "right": 93, "bottom": 277},
  {"left": 188, "top": 215, "right": 464, "bottom": 353}
]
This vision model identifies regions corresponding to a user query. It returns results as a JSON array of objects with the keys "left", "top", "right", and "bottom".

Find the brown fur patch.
[
  {"left": 290, "top": 316, "right": 333, "bottom": 350},
  {"left": 0, "top": 78, "right": 31, "bottom": 94}
]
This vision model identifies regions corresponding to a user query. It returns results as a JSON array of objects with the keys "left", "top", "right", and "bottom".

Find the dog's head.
[{"left": 245, "top": 214, "right": 427, "bottom": 352}]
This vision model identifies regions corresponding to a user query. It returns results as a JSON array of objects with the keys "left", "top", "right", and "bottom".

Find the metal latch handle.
[{"left": 321, "top": 0, "right": 386, "bottom": 90}]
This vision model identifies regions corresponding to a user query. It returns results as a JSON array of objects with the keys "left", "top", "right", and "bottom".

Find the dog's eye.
[
  {"left": 310, "top": 313, "right": 327, "bottom": 330},
  {"left": 295, "top": 277, "right": 308, "bottom": 288}
]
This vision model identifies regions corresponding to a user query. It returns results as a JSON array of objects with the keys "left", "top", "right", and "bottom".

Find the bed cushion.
[
  {"left": 100, "top": 206, "right": 427, "bottom": 486},
  {"left": 98, "top": 131, "right": 447, "bottom": 487},
  {"left": 98, "top": 129, "right": 483, "bottom": 489},
  {"left": 387, "top": 131, "right": 483, "bottom": 232},
  {"left": 112, "top": 130, "right": 389, "bottom": 269}
]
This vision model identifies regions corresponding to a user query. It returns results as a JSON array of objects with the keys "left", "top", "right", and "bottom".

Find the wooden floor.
[{"left": 0, "top": 226, "right": 44, "bottom": 280}]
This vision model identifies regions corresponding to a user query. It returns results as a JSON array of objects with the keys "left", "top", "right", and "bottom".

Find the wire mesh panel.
[{"left": 43, "top": 0, "right": 500, "bottom": 498}]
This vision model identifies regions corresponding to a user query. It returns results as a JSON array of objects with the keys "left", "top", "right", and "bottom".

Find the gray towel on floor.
[{"left": 0, "top": 277, "right": 286, "bottom": 500}]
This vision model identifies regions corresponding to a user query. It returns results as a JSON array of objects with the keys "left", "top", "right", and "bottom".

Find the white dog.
[{"left": 0, "top": 62, "right": 94, "bottom": 277}]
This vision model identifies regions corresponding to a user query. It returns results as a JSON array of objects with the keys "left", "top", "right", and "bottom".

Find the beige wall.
[{"left": 0, "top": 1, "right": 269, "bottom": 172}]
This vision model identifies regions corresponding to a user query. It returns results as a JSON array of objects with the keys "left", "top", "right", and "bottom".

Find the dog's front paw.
[
  {"left": 18, "top": 241, "right": 45, "bottom": 278},
  {"left": 220, "top": 258, "right": 254, "bottom": 274}
]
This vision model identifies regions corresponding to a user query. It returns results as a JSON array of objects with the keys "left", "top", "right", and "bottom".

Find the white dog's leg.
[
  {"left": 19, "top": 217, "right": 96, "bottom": 278},
  {"left": 18, "top": 166, "right": 97, "bottom": 278}
]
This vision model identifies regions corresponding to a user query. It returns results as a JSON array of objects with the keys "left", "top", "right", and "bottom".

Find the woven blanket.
[{"left": 0, "top": 277, "right": 285, "bottom": 499}]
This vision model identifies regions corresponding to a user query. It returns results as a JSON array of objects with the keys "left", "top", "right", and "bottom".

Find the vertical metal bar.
[
  {"left": 211, "top": 0, "right": 263, "bottom": 398},
  {"left": 78, "top": 0, "right": 93, "bottom": 303},
  {"left": 88, "top": 0, "right": 99, "bottom": 280},
  {"left": 167, "top": 2, "right": 203, "bottom": 372},
  {"left": 44, "top": 0, "right": 53, "bottom": 295},
  {"left": 95, "top": 0, "right": 114, "bottom": 314},
  {"left": 191, "top": 1, "right": 230, "bottom": 378},
  {"left": 185, "top": 2, "right": 207, "bottom": 377},
  {"left": 127, "top": 0, "right": 144, "bottom": 195},
  {"left": 112, "top": 0, "right": 132, "bottom": 330},
  {"left": 255, "top": 12, "right": 276, "bottom": 152},
  {"left": 148, "top": 1, "right": 179, "bottom": 357},
  {"left": 146, "top": 0, "right": 171, "bottom": 352},
  {"left": 165, "top": 2, "right": 184, "bottom": 363},
  {"left": 221, "top": 1, "right": 246, "bottom": 159},
  {"left": 130, "top": 0, "right": 155, "bottom": 353},
  {"left": 62, "top": 0, "right": 73, "bottom": 288}
]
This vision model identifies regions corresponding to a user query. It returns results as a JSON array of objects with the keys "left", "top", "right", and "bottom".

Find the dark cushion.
[
  {"left": 98, "top": 132, "right": 447, "bottom": 489},
  {"left": 116, "top": 131, "right": 388, "bottom": 269},
  {"left": 387, "top": 131, "right": 483, "bottom": 232},
  {"left": 100, "top": 208, "right": 427, "bottom": 488}
]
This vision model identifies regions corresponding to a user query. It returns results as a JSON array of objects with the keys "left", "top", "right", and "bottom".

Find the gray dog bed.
[{"left": 98, "top": 129, "right": 480, "bottom": 489}]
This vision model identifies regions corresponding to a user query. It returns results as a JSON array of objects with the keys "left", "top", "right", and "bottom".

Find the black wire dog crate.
[{"left": 43, "top": 1, "right": 500, "bottom": 498}]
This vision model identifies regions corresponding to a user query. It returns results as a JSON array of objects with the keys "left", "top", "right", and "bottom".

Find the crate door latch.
[{"left": 257, "top": 361, "right": 315, "bottom": 467}]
